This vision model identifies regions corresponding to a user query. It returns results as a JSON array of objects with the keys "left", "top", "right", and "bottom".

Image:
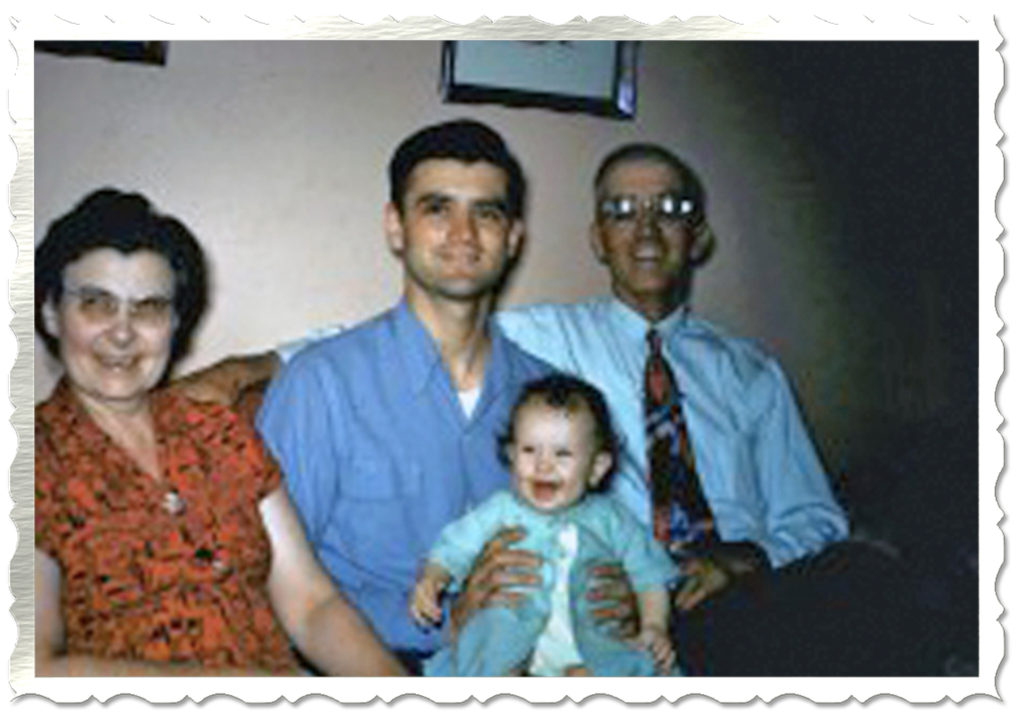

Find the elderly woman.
[{"left": 34, "top": 189, "right": 405, "bottom": 676}]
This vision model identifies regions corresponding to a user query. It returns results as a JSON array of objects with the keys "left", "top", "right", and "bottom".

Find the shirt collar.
[
  {"left": 391, "top": 299, "right": 510, "bottom": 404},
  {"left": 48, "top": 377, "right": 167, "bottom": 430},
  {"left": 605, "top": 295, "right": 691, "bottom": 344},
  {"left": 42, "top": 377, "right": 173, "bottom": 471},
  {"left": 392, "top": 299, "right": 446, "bottom": 394}
]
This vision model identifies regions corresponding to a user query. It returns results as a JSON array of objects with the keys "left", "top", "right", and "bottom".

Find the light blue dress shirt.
[
  {"left": 257, "top": 300, "right": 553, "bottom": 653},
  {"left": 495, "top": 297, "right": 849, "bottom": 568}
]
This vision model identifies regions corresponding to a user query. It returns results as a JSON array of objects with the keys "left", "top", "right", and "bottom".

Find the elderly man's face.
[
  {"left": 590, "top": 159, "right": 696, "bottom": 320},
  {"left": 385, "top": 159, "right": 524, "bottom": 304}
]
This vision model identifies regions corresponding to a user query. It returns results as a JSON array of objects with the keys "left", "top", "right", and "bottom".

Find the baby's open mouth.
[{"left": 531, "top": 480, "right": 561, "bottom": 501}]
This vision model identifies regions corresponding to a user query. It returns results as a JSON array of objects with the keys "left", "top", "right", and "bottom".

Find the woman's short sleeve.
[{"left": 223, "top": 405, "right": 283, "bottom": 502}]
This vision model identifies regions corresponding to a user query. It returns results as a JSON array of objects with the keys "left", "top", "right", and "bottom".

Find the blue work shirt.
[{"left": 257, "top": 300, "right": 553, "bottom": 653}]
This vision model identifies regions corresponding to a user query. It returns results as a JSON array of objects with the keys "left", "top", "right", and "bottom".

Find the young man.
[{"left": 255, "top": 120, "right": 553, "bottom": 672}]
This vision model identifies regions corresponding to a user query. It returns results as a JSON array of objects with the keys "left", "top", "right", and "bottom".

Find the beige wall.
[{"left": 34, "top": 41, "right": 978, "bottom": 482}]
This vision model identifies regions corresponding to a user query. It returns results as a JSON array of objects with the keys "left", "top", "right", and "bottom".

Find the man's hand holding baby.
[
  {"left": 450, "top": 527, "right": 641, "bottom": 640},
  {"left": 449, "top": 526, "right": 541, "bottom": 636},
  {"left": 586, "top": 562, "right": 640, "bottom": 637}
]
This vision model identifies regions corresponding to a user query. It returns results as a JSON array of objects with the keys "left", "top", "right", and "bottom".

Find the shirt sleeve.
[
  {"left": 178, "top": 397, "right": 284, "bottom": 505},
  {"left": 495, "top": 306, "right": 577, "bottom": 373},
  {"left": 240, "top": 420, "right": 284, "bottom": 502},
  {"left": 605, "top": 499, "right": 679, "bottom": 591},
  {"left": 749, "top": 358, "right": 850, "bottom": 568},
  {"left": 428, "top": 493, "right": 512, "bottom": 585},
  {"left": 256, "top": 349, "right": 346, "bottom": 546}
]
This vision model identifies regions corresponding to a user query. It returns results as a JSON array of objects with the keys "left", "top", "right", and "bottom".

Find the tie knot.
[{"left": 647, "top": 329, "right": 663, "bottom": 355}]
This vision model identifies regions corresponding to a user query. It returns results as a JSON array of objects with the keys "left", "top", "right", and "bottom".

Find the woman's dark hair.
[
  {"left": 389, "top": 119, "right": 526, "bottom": 220},
  {"left": 35, "top": 188, "right": 208, "bottom": 364},
  {"left": 498, "top": 373, "right": 620, "bottom": 491}
]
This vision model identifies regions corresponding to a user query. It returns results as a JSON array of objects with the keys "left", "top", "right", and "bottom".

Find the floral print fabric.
[{"left": 35, "top": 380, "right": 300, "bottom": 674}]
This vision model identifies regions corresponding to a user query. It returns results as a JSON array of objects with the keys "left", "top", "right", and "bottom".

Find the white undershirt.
[{"left": 457, "top": 386, "right": 482, "bottom": 417}]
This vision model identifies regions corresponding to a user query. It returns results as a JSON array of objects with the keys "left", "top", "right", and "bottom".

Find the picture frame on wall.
[
  {"left": 440, "top": 40, "right": 639, "bottom": 119},
  {"left": 36, "top": 41, "right": 168, "bottom": 66}
]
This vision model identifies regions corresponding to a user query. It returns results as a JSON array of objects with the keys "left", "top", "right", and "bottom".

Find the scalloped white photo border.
[{"left": 4, "top": 11, "right": 1005, "bottom": 704}]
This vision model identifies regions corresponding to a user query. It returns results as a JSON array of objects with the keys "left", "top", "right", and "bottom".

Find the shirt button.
[{"left": 162, "top": 490, "right": 186, "bottom": 516}]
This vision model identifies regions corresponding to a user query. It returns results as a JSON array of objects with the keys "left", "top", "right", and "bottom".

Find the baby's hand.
[
  {"left": 634, "top": 627, "right": 676, "bottom": 675},
  {"left": 410, "top": 574, "right": 447, "bottom": 627}
]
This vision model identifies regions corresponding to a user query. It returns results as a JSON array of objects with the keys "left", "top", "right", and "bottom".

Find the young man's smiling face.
[
  {"left": 386, "top": 158, "right": 524, "bottom": 303},
  {"left": 507, "top": 399, "right": 612, "bottom": 514}
]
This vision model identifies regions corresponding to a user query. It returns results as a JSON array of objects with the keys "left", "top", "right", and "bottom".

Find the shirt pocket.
[
  {"left": 343, "top": 456, "right": 422, "bottom": 500},
  {"left": 335, "top": 456, "right": 424, "bottom": 574}
]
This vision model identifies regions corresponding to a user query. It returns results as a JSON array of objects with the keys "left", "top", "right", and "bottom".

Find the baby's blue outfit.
[{"left": 422, "top": 490, "right": 680, "bottom": 676}]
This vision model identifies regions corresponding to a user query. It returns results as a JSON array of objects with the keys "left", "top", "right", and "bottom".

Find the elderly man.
[
  {"left": 502, "top": 144, "right": 849, "bottom": 578},
  {"left": 493, "top": 143, "right": 856, "bottom": 674}
]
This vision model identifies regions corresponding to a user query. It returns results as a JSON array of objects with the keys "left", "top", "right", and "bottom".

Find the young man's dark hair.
[{"left": 389, "top": 118, "right": 527, "bottom": 219}]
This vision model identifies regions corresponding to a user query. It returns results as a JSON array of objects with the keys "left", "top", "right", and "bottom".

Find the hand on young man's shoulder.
[{"left": 174, "top": 352, "right": 281, "bottom": 406}]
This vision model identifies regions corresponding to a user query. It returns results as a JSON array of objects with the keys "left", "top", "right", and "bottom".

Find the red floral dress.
[{"left": 35, "top": 380, "right": 301, "bottom": 674}]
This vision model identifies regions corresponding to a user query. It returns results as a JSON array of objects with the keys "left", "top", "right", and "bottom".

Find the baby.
[{"left": 410, "top": 374, "right": 679, "bottom": 676}]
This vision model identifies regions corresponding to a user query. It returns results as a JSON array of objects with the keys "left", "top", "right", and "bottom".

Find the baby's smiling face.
[{"left": 507, "top": 400, "right": 612, "bottom": 513}]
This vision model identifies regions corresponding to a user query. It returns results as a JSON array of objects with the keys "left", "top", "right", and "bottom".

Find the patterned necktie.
[{"left": 644, "top": 329, "right": 717, "bottom": 559}]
